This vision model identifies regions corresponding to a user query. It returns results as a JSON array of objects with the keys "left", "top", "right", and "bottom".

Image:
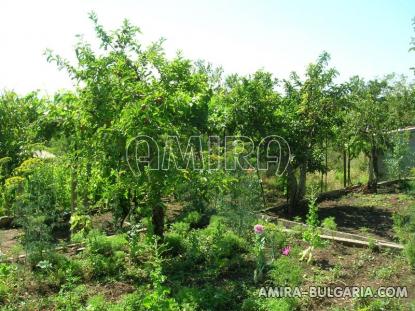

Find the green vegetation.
[{"left": 1, "top": 13, "right": 415, "bottom": 311}]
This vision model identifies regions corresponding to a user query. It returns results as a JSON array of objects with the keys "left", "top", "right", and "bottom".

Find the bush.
[
  {"left": 57, "top": 257, "right": 84, "bottom": 283},
  {"left": 322, "top": 217, "right": 337, "bottom": 231},
  {"left": 216, "top": 172, "right": 263, "bottom": 236},
  {"left": 84, "top": 231, "right": 128, "bottom": 279},
  {"left": 87, "top": 230, "right": 128, "bottom": 254},
  {"left": 70, "top": 213, "right": 92, "bottom": 236},
  {"left": 242, "top": 292, "right": 299, "bottom": 311},
  {"left": 353, "top": 297, "right": 405, "bottom": 311},
  {"left": 164, "top": 232, "right": 186, "bottom": 256},
  {"left": 7, "top": 160, "right": 71, "bottom": 267},
  {"left": 127, "top": 223, "right": 148, "bottom": 261},
  {"left": 174, "top": 287, "right": 200, "bottom": 309},
  {"left": 258, "top": 298, "right": 299, "bottom": 311},
  {"left": 392, "top": 206, "right": 415, "bottom": 242},
  {"left": 21, "top": 216, "right": 54, "bottom": 268},
  {"left": 175, "top": 285, "right": 235, "bottom": 311},
  {"left": 214, "top": 230, "right": 247, "bottom": 259},
  {"left": 86, "top": 294, "right": 109, "bottom": 311},
  {"left": 405, "top": 236, "right": 415, "bottom": 270},
  {"left": 182, "top": 211, "right": 202, "bottom": 227},
  {"left": 53, "top": 284, "right": 88, "bottom": 310},
  {"left": 110, "top": 238, "right": 181, "bottom": 311},
  {"left": 189, "top": 217, "right": 248, "bottom": 264},
  {"left": 268, "top": 256, "right": 303, "bottom": 287},
  {"left": 170, "top": 221, "right": 190, "bottom": 236},
  {"left": 109, "top": 289, "right": 180, "bottom": 311},
  {"left": 264, "top": 223, "right": 288, "bottom": 261},
  {"left": 0, "top": 281, "right": 9, "bottom": 304}
]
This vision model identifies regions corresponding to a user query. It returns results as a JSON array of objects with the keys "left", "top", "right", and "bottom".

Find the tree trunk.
[
  {"left": 148, "top": 174, "right": 164, "bottom": 238},
  {"left": 368, "top": 145, "right": 378, "bottom": 193},
  {"left": 152, "top": 200, "right": 164, "bottom": 238},
  {"left": 347, "top": 147, "right": 351, "bottom": 186},
  {"left": 325, "top": 139, "right": 328, "bottom": 191},
  {"left": 298, "top": 162, "right": 307, "bottom": 200},
  {"left": 82, "top": 162, "right": 91, "bottom": 210},
  {"left": 70, "top": 165, "right": 78, "bottom": 213},
  {"left": 256, "top": 169, "right": 267, "bottom": 210},
  {"left": 287, "top": 163, "right": 298, "bottom": 215},
  {"left": 343, "top": 149, "right": 347, "bottom": 188},
  {"left": 372, "top": 147, "right": 379, "bottom": 188},
  {"left": 118, "top": 190, "right": 131, "bottom": 229}
]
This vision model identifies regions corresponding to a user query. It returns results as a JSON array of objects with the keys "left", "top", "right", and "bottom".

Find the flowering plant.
[
  {"left": 253, "top": 224, "right": 266, "bottom": 283},
  {"left": 282, "top": 245, "right": 291, "bottom": 256},
  {"left": 254, "top": 224, "right": 264, "bottom": 234}
]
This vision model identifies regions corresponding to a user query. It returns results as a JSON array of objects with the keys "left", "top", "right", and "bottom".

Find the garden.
[{"left": 1, "top": 12, "right": 415, "bottom": 311}]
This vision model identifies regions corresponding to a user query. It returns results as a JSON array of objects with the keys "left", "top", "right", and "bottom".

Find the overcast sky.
[{"left": 1, "top": 0, "right": 414, "bottom": 94}]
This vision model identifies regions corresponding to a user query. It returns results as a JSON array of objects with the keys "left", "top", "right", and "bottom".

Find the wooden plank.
[{"left": 269, "top": 217, "right": 405, "bottom": 250}]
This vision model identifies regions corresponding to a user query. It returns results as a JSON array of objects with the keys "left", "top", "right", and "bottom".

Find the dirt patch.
[
  {"left": 318, "top": 202, "right": 394, "bottom": 240},
  {"left": 270, "top": 193, "right": 415, "bottom": 243},
  {"left": 0, "top": 228, "right": 22, "bottom": 255},
  {"left": 92, "top": 212, "right": 114, "bottom": 231},
  {"left": 87, "top": 281, "right": 136, "bottom": 301},
  {"left": 303, "top": 242, "right": 415, "bottom": 310}
]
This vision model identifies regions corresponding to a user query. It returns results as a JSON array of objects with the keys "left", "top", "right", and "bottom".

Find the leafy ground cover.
[{"left": 1, "top": 190, "right": 415, "bottom": 310}]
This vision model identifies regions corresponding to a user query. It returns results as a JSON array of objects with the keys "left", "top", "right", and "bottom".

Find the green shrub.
[
  {"left": 167, "top": 217, "right": 249, "bottom": 277},
  {"left": 56, "top": 258, "right": 84, "bottom": 284},
  {"left": 392, "top": 206, "right": 415, "bottom": 242},
  {"left": 8, "top": 160, "right": 71, "bottom": 268},
  {"left": 241, "top": 289, "right": 299, "bottom": 311},
  {"left": 0, "top": 263, "right": 14, "bottom": 278},
  {"left": 186, "top": 217, "right": 248, "bottom": 266},
  {"left": 367, "top": 237, "right": 379, "bottom": 252},
  {"left": 258, "top": 297, "right": 299, "bottom": 311},
  {"left": 0, "top": 281, "right": 9, "bottom": 304},
  {"left": 268, "top": 256, "right": 303, "bottom": 286},
  {"left": 70, "top": 213, "right": 92, "bottom": 236},
  {"left": 214, "top": 230, "right": 247, "bottom": 258},
  {"left": 216, "top": 172, "right": 262, "bottom": 236},
  {"left": 88, "top": 251, "right": 126, "bottom": 279},
  {"left": 165, "top": 232, "right": 186, "bottom": 256},
  {"left": 174, "top": 287, "right": 200, "bottom": 310},
  {"left": 71, "top": 231, "right": 86, "bottom": 243},
  {"left": 110, "top": 238, "right": 180, "bottom": 311},
  {"left": 177, "top": 285, "right": 233, "bottom": 311},
  {"left": 405, "top": 236, "right": 415, "bottom": 270},
  {"left": 109, "top": 290, "right": 180, "bottom": 311},
  {"left": 353, "top": 297, "right": 405, "bottom": 311},
  {"left": 183, "top": 211, "right": 202, "bottom": 227},
  {"left": 84, "top": 231, "right": 128, "bottom": 278},
  {"left": 170, "top": 221, "right": 190, "bottom": 236},
  {"left": 321, "top": 217, "right": 337, "bottom": 231},
  {"left": 264, "top": 223, "right": 288, "bottom": 261},
  {"left": 303, "top": 194, "right": 322, "bottom": 247},
  {"left": 86, "top": 294, "right": 108, "bottom": 311},
  {"left": 87, "top": 231, "right": 128, "bottom": 254},
  {"left": 127, "top": 223, "right": 148, "bottom": 261},
  {"left": 53, "top": 284, "right": 88, "bottom": 310}
]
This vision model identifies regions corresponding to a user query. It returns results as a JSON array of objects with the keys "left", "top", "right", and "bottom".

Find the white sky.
[{"left": 1, "top": 0, "right": 414, "bottom": 94}]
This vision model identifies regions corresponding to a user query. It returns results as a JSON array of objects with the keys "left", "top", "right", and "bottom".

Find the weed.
[
  {"left": 372, "top": 265, "right": 394, "bottom": 280},
  {"left": 321, "top": 217, "right": 337, "bottom": 231}
]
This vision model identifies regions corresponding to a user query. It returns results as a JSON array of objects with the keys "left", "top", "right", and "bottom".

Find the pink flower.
[
  {"left": 282, "top": 246, "right": 291, "bottom": 256},
  {"left": 254, "top": 224, "right": 264, "bottom": 234}
]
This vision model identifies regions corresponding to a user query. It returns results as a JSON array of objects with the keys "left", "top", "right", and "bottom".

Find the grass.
[{"left": 307, "top": 152, "right": 369, "bottom": 192}]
